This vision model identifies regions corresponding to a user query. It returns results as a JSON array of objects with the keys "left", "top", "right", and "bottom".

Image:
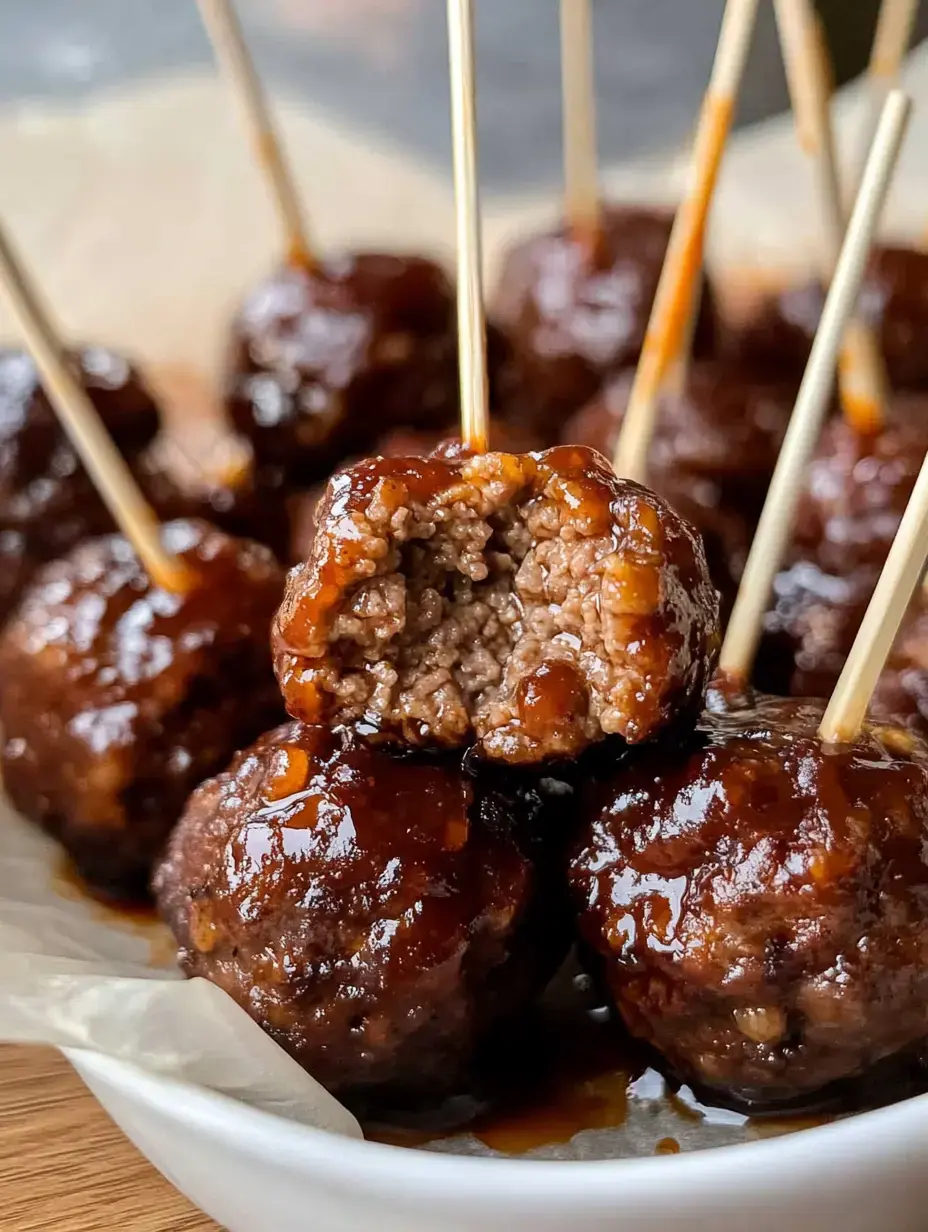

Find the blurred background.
[{"left": 0, "top": 0, "right": 925, "bottom": 192}]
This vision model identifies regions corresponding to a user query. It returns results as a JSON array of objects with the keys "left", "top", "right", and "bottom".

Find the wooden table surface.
[{"left": 0, "top": 1043, "right": 219, "bottom": 1231}]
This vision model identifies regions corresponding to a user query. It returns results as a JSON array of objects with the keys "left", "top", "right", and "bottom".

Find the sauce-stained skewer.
[
  {"left": 613, "top": 0, "right": 760, "bottom": 482},
  {"left": 0, "top": 222, "right": 193, "bottom": 594}
]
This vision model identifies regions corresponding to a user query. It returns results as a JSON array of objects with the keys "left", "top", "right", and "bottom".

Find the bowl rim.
[{"left": 66, "top": 1045, "right": 928, "bottom": 1203}]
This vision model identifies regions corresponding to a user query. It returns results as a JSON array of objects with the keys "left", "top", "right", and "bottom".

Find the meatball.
[
  {"left": 563, "top": 362, "right": 793, "bottom": 603},
  {"left": 286, "top": 417, "right": 544, "bottom": 564},
  {"left": 153, "top": 720, "right": 570, "bottom": 1109},
  {"left": 225, "top": 254, "right": 465, "bottom": 488},
  {"left": 757, "top": 402, "right": 928, "bottom": 697},
  {"left": 0, "top": 346, "right": 160, "bottom": 619},
  {"left": 492, "top": 206, "right": 717, "bottom": 443},
  {"left": 274, "top": 445, "right": 720, "bottom": 763},
  {"left": 0, "top": 520, "right": 285, "bottom": 901},
  {"left": 570, "top": 692, "right": 928, "bottom": 1112},
  {"left": 869, "top": 591, "right": 928, "bottom": 733},
  {"left": 724, "top": 245, "right": 928, "bottom": 390}
]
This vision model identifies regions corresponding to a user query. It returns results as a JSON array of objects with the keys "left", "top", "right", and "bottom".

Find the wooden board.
[{"left": 0, "top": 1043, "right": 219, "bottom": 1231}]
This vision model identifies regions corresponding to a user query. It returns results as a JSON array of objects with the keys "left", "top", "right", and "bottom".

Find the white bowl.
[{"left": 67, "top": 1046, "right": 928, "bottom": 1232}]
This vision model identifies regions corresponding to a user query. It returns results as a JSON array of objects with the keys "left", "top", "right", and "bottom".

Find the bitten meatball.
[
  {"left": 492, "top": 206, "right": 717, "bottom": 443},
  {"left": 570, "top": 692, "right": 928, "bottom": 1112},
  {"left": 274, "top": 445, "right": 720, "bottom": 763},
  {"left": 723, "top": 245, "right": 928, "bottom": 390},
  {"left": 0, "top": 520, "right": 284, "bottom": 900},
  {"left": 563, "top": 362, "right": 793, "bottom": 604},
  {"left": 758, "top": 402, "right": 928, "bottom": 697},
  {"left": 0, "top": 346, "right": 160, "bottom": 619},
  {"left": 153, "top": 721, "right": 570, "bottom": 1110},
  {"left": 225, "top": 254, "right": 465, "bottom": 487}
]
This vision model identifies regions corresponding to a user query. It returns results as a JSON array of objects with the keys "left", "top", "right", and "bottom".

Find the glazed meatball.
[
  {"left": 154, "top": 721, "right": 570, "bottom": 1109},
  {"left": 0, "top": 520, "right": 284, "bottom": 900},
  {"left": 0, "top": 346, "right": 160, "bottom": 619},
  {"left": 286, "top": 417, "right": 544, "bottom": 564},
  {"left": 492, "top": 206, "right": 717, "bottom": 443},
  {"left": 724, "top": 245, "right": 928, "bottom": 389},
  {"left": 758, "top": 402, "right": 928, "bottom": 697},
  {"left": 563, "top": 362, "right": 793, "bottom": 603},
  {"left": 225, "top": 254, "right": 466, "bottom": 488},
  {"left": 869, "top": 591, "right": 928, "bottom": 733},
  {"left": 570, "top": 692, "right": 928, "bottom": 1112},
  {"left": 274, "top": 445, "right": 719, "bottom": 763}
]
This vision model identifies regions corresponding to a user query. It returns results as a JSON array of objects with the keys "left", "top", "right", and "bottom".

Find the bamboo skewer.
[
  {"left": 717, "top": 89, "right": 912, "bottom": 684},
  {"left": 197, "top": 0, "right": 313, "bottom": 269},
  {"left": 853, "top": 0, "right": 919, "bottom": 193},
  {"left": 819, "top": 446, "right": 928, "bottom": 744},
  {"left": 612, "top": 0, "right": 760, "bottom": 483},
  {"left": 560, "top": 0, "right": 600, "bottom": 250},
  {"left": 0, "top": 225, "right": 193, "bottom": 594},
  {"left": 774, "top": 0, "right": 889, "bottom": 434},
  {"left": 446, "top": 0, "right": 490, "bottom": 455}
]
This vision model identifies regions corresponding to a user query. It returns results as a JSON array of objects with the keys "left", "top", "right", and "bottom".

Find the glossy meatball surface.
[
  {"left": 275, "top": 445, "right": 720, "bottom": 763},
  {"left": 492, "top": 206, "right": 716, "bottom": 442},
  {"left": 0, "top": 346, "right": 160, "bottom": 618},
  {"left": 154, "top": 721, "right": 569, "bottom": 1108},
  {"left": 225, "top": 254, "right": 461, "bottom": 486},
  {"left": 570, "top": 693, "right": 928, "bottom": 1111},
  {"left": 0, "top": 520, "right": 284, "bottom": 900},
  {"left": 724, "top": 245, "right": 928, "bottom": 390}
]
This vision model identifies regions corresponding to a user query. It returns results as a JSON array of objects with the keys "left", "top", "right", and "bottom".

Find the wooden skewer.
[
  {"left": 853, "top": 0, "right": 919, "bottom": 194},
  {"left": 197, "top": 0, "right": 313, "bottom": 269},
  {"left": 560, "top": 0, "right": 600, "bottom": 250},
  {"left": 718, "top": 90, "right": 912, "bottom": 683},
  {"left": 0, "top": 224, "right": 194, "bottom": 595},
  {"left": 446, "top": 0, "right": 490, "bottom": 454},
  {"left": 774, "top": 0, "right": 889, "bottom": 434},
  {"left": 612, "top": 0, "right": 760, "bottom": 483},
  {"left": 819, "top": 447, "right": 928, "bottom": 743}
]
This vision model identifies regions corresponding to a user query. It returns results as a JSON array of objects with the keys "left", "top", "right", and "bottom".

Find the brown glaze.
[
  {"left": 757, "top": 401, "right": 928, "bottom": 697},
  {"left": 154, "top": 721, "right": 571, "bottom": 1109},
  {"left": 225, "top": 254, "right": 468, "bottom": 487},
  {"left": 563, "top": 362, "right": 794, "bottom": 605},
  {"left": 0, "top": 520, "right": 285, "bottom": 901},
  {"left": 492, "top": 206, "right": 717, "bottom": 443},
  {"left": 275, "top": 444, "right": 719, "bottom": 763},
  {"left": 286, "top": 417, "right": 544, "bottom": 564},
  {"left": 724, "top": 246, "right": 928, "bottom": 390},
  {"left": 570, "top": 692, "right": 928, "bottom": 1112},
  {"left": 0, "top": 347, "right": 160, "bottom": 620},
  {"left": 870, "top": 590, "right": 928, "bottom": 734}
]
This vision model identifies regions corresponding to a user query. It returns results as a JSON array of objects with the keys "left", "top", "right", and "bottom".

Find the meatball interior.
[
  {"left": 274, "top": 445, "right": 720, "bottom": 764},
  {"left": 570, "top": 693, "right": 928, "bottom": 1111},
  {"left": 154, "top": 721, "right": 569, "bottom": 1106},
  {"left": 0, "top": 520, "right": 284, "bottom": 899}
]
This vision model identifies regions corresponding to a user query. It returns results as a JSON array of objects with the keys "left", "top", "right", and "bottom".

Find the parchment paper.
[{"left": 0, "top": 47, "right": 926, "bottom": 1156}]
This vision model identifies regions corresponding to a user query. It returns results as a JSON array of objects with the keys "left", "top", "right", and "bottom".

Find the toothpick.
[
  {"left": 197, "top": 0, "right": 313, "bottom": 269},
  {"left": 853, "top": 0, "right": 919, "bottom": 194},
  {"left": 718, "top": 90, "right": 912, "bottom": 683},
  {"left": 819, "top": 447, "right": 928, "bottom": 743},
  {"left": 446, "top": 0, "right": 490, "bottom": 454},
  {"left": 774, "top": 0, "right": 889, "bottom": 433},
  {"left": 0, "top": 224, "right": 194, "bottom": 595},
  {"left": 612, "top": 0, "right": 760, "bottom": 483},
  {"left": 560, "top": 0, "right": 600, "bottom": 250}
]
